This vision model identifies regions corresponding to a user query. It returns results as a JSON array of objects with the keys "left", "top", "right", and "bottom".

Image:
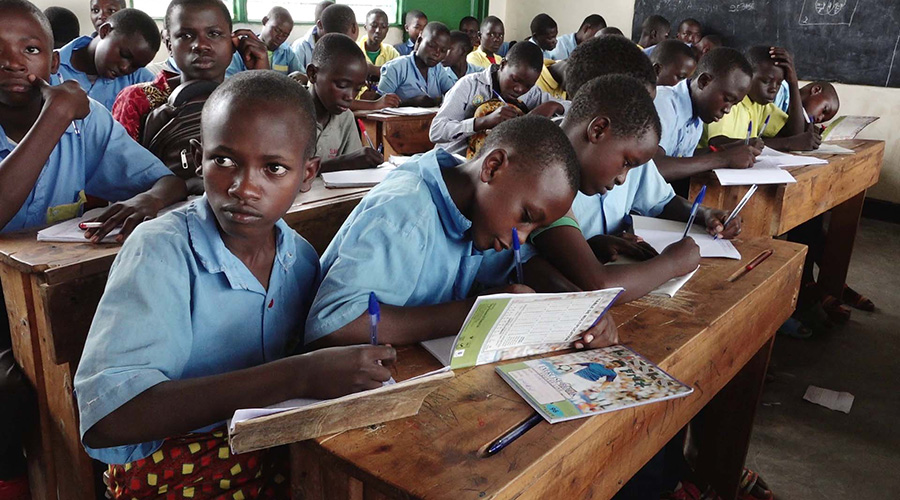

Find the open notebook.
[
  {"left": 37, "top": 200, "right": 192, "bottom": 243},
  {"left": 321, "top": 162, "right": 398, "bottom": 188},
  {"left": 607, "top": 257, "right": 699, "bottom": 297},
  {"left": 713, "top": 147, "right": 827, "bottom": 186},
  {"left": 631, "top": 215, "right": 741, "bottom": 260}
]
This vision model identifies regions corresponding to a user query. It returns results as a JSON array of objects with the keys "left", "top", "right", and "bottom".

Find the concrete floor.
[{"left": 745, "top": 217, "right": 900, "bottom": 499}]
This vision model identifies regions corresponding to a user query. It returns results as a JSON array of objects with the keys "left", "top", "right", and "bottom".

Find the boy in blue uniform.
[
  {"left": 773, "top": 80, "right": 839, "bottom": 123},
  {"left": 547, "top": 14, "right": 605, "bottom": 60},
  {"left": 306, "top": 115, "right": 616, "bottom": 349},
  {"left": 529, "top": 13, "right": 559, "bottom": 58},
  {"left": 637, "top": 14, "right": 670, "bottom": 56},
  {"left": 652, "top": 47, "right": 761, "bottom": 186},
  {"left": 56, "top": 8, "right": 159, "bottom": 110},
  {"left": 74, "top": 71, "right": 395, "bottom": 497},
  {"left": 290, "top": 3, "right": 359, "bottom": 85},
  {"left": 378, "top": 22, "right": 457, "bottom": 107},
  {"left": 226, "top": 6, "right": 301, "bottom": 76},
  {"left": 442, "top": 30, "right": 482, "bottom": 80},
  {"left": 395, "top": 9, "right": 427, "bottom": 56},
  {"left": 650, "top": 39, "right": 697, "bottom": 87}
]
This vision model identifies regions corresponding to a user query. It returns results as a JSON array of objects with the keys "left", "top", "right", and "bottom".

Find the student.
[
  {"left": 638, "top": 14, "right": 670, "bottom": 55},
  {"left": 378, "top": 22, "right": 456, "bottom": 107},
  {"left": 291, "top": 3, "right": 359, "bottom": 86},
  {"left": 290, "top": 0, "right": 335, "bottom": 81},
  {"left": 359, "top": 8, "right": 399, "bottom": 80},
  {"left": 74, "top": 72, "right": 395, "bottom": 496},
  {"left": 310, "top": 34, "right": 383, "bottom": 172},
  {"left": 467, "top": 16, "right": 505, "bottom": 68},
  {"left": 395, "top": 9, "right": 427, "bottom": 56},
  {"left": 694, "top": 34, "right": 722, "bottom": 58},
  {"left": 0, "top": 0, "right": 186, "bottom": 239},
  {"left": 651, "top": 39, "right": 698, "bottom": 86},
  {"left": 89, "top": 0, "right": 124, "bottom": 32},
  {"left": 705, "top": 46, "right": 818, "bottom": 151},
  {"left": 430, "top": 41, "right": 567, "bottom": 155},
  {"left": 773, "top": 80, "right": 839, "bottom": 123},
  {"left": 652, "top": 47, "right": 760, "bottom": 184},
  {"left": 459, "top": 15, "right": 480, "bottom": 50},
  {"left": 547, "top": 14, "right": 606, "bottom": 60},
  {"left": 305, "top": 115, "right": 616, "bottom": 349},
  {"left": 443, "top": 30, "right": 482, "bottom": 79},
  {"left": 55, "top": 8, "right": 159, "bottom": 110},
  {"left": 529, "top": 13, "right": 558, "bottom": 59},
  {"left": 597, "top": 26, "right": 625, "bottom": 37},
  {"left": 226, "top": 7, "right": 299, "bottom": 76},
  {"left": 44, "top": 6, "right": 80, "bottom": 49},
  {"left": 675, "top": 18, "right": 702, "bottom": 46},
  {"left": 112, "top": 0, "right": 239, "bottom": 142}
]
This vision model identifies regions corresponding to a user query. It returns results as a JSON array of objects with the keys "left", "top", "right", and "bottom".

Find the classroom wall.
[{"left": 489, "top": 0, "right": 900, "bottom": 204}]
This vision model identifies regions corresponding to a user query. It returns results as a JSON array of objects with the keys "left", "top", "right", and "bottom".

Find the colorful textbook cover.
[{"left": 496, "top": 345, "right": 693, "bottom": 423}]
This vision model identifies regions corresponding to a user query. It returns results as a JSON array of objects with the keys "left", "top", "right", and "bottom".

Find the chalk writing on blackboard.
[{"left": 799, "top": 0, "right": 860, "bottom": 26}]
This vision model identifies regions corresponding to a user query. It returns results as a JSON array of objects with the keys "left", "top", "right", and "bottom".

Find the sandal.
[
  {"left": 822, "top": 295, "right": 851, "bottom": 324},
  {"left": 777, "top": 317, "right": 813, "bottom": 339},
  {"left": 667, "top": 480, "right": 720, "bottom": 500},
  {"left": 842, "top": 285, "right": 875, "bottom": 312},
  {"left": 738, "top": 468, "right": 773, "bottom": 500}
]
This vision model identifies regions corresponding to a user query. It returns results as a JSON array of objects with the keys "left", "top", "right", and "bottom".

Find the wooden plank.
[
  {"left": 382, "top": 118, "right": 434, "bottom": 155},
  {"left": 289, "top": 238, "right": 807, "bottom": 499},
  {"left": 231, "top": 371, "right": 453, "bottom": 454},
  {"left": 40, "top": 273, "right": 108, "bottom": 366},
  {"left": 817, "top": 190, "right": 867, "bottom": 298}
]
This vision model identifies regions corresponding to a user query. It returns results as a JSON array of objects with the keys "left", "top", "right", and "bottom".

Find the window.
[
  {"left": 245, "top": 1, "right": 397, "bottom": 24},
  {"left": 130, "top": 0, "right": 234, "bottom": 21}
]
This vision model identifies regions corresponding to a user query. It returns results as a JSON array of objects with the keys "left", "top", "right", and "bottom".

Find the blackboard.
[{"left": 631, "top": 0, "right": 900, "bottom": 88}]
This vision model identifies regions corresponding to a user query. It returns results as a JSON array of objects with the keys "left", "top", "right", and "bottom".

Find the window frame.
[{"left": 131, "top": 0, "right": 402, "bottom": 26}]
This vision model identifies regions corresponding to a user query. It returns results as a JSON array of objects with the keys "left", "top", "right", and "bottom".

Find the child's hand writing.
[
  {"left": 232, "top": 29, "right": 270, "bottom": 71},
  {"left": 574, "top": 314, "right": 618, "bottom": 350},
  {"left": 83, "top": 192, "right": 166, "bottom": 244},
  {"left": 375, "top": 93, "right": 401, "bottom": 109},
  {"left": 721, "top": 144, "right": 760, "bottom": 169},
  {"left": 343, "top": 147, "right": 383, "bottom": 169},
  {"left": 483, "top": 104, "right": 520, "bottom": 128},
  {"left": 789, "top": 129, "right": 822, "bottom": 151},
  {"left": 295, "top": 345, "right": 396, "bottom": 399},
  {"left": 660, "top": 238, "right": 701, "bottom": 276},
  {"left": 528, "top": 101, "right": 565, "bottom": 118},
  {"left": 30, "top": 75, "right": 90, "bottom": 122},
  {"left": 702, "top": 207, "right": 741, "bottom": 239},
  {"left": 587, "top": 233, "right": 658, "bottom": 263}
]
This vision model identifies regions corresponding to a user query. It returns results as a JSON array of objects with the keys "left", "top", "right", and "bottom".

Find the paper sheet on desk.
[
  {"left": 321, "top": 162, "right": 398, "bottom": 188},
  {"left": 37, "top": 200, "right": 192, "bottom": 243},
  {"left": 756, "top": 147, "right": 828, "bottom": 168},
  {"left": 378, "top": 106, "right": 439, "bottom": 116},
  {"left": 632, "top": 215, "right": 741, "bottom": 259},
  {"left": 607, "top": 257, "right": 699, "bottom": 297},
  {"left": 714, "top": 167, "right": 797, "bottom": 186},
  {"left": 795, "top": 143, "right": 855, "bottom": 155}
]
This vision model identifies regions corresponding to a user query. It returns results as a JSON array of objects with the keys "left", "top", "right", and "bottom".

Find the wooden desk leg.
[
  {"left": 692, "top": 336, "right": 775, "bottom": 500},
  {"left": 817, "top": 190, "right": 866, "bottom": 298},
  {"left": 290, "top": 441, "right": 396, "bottom": 500}
]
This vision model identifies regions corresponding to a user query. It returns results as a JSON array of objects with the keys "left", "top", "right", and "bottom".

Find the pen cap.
[
  {"left": 357, "top": 119, "right": 367, "bottom": 133},
  {"left": 512, "top": 227, "right": 521, "bottom": 251},
  {"left": 368, "top": 292, "right": 380, "bottom": 321}
]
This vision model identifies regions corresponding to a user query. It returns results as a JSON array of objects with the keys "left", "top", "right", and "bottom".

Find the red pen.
[
  {"left": 727, "top": 249, "right": 773, "bottom": 282},
  {"left": 79, "top": 222, "right": 103, "bottom": 230},
  {"left": 357, "top": 119, "right": 376, "bottom": 149},
  {"left": 708, "top": 145, "right": 720, "bottom": 153}
]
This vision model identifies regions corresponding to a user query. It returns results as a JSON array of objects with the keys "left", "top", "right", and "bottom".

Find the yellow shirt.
[
  {"left": 357, "top": 37, "right": 400, "bottom": 66},
  {"left": 700, "top": 96, "right": 789, "bottom": 149},
  {"left": 536, "top": 59, "right": 566, "bottom": 99},
  {"left": 466, "top": 46, "right": 503, "bottom": 68}
]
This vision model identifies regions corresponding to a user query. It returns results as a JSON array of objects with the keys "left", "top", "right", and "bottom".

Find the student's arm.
[
  {"left": 83, "top": 344, "right": 396, "bottom": 449},
  {"left": 531, "top": 225, "right": 699, "bottom": 303},
  {"left": 653, "top": 145, "right": 760, "bottom": 182},
  {"left": 0, "top": 78, "right": 90, "bottom": 230},
  {"left": 658, "top": 195, "right": 742, "bottom": 239},
  {"left": 349, "top": 93, "right": 401, "bottom": 111},
  {"left": 707, "top": 135, "right": 765, "bottom": 151},
  {"left": 85, "top": 175, "right": 188, "bottom": 243},
  {"left": 771, "top": 47, "right": 806, "bottom": 137},
  {"left": 231, "top": 30, "right": 270, "bottom": 71},
  {"left": 320, "top": 149, "right": 384, "bottom": 172}
]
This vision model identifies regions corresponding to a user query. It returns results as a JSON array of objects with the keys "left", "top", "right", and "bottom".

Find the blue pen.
[
  {"left": 368, "top": 292, "right": 380, "bottom": 346},
  {"left": 682, "top": 185, "right": 707, "bottom": 239},
  {"left": 491, "top": 88, "right": 508, "bottom": 104},
  {"left": 512, "top": 227, "right": 523, "bottom": 284},
  {"left": 744, "top": 120, "right": 753, "bottom": 145},
  {"left": 759, "top": 114, "right": 771, "bottom": 138},
  {"left": 485, "top": 413, "right": 543, "bottom": 456}
]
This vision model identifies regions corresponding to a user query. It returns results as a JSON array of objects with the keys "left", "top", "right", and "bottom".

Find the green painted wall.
[{"left": 398, "top": 0, "right": 488, "bottom": 34}]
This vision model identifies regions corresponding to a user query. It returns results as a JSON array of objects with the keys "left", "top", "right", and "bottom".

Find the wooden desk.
[
  {"left": 0, "top": 179, "right": 369, "bottom": 500},
  {"left": 690, "top": 140, "right": 883, "bottom": 298},
  {"left": 354, "top": 110, "right": 437, "bottom": 157},
  {"left": 289, "top": 237, "right": 806, "bottom": 500}
]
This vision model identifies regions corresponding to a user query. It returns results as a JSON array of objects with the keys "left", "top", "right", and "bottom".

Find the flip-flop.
[
  {"left": 738, "top": 468, "right": 774, "bottom": 500},
  {"left": 822, "top": 295, "right": 851, "bottom": 324},
  {"left": 842, "top": 285, "right": 875, "bottom": 312},
  {"left": 777, "top": 317, "right": 813, "bottom": 339}
]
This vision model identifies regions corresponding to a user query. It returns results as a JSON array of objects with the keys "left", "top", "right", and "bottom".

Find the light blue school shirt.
[
  {"left": 643, "top": 44, "right": 657, "bottom": 57},
  {"left": 395, "top": 38, "right": 415, "bottom": 56},
  {"left": 654, "top": 78, "right": 703, "bottom": 158},
  {"left": 378, "top": 54, "right": 457, "bottom": 100},
  {"left": 306, "top": 149, "right": 512, "bottom": 343},
  {"left": 774, "top": 79, "right": 791, "bottom": 113},
  {"left": 497, "top": 41, "right": 511, "bottom": 57},
  {"left": 290, "top": 27, "right": 316, "bottom": 75},
  {"left": 226, "top": 40, "right": 301, "bottom": 77},
  {"left": 73, "top": 197, "right": 321, "bottom": 464},
  {"left": 571, "top": 159, "right": 675, "bottom": 238},
  {"left": 547, "top": 33, "right": 577, "bottom": 60},
  {"left": 55, "top": 36, "right": 154, "bottom": 111},
  {"left": 0, "top": 99, "right": 172, "bottom": 233}
]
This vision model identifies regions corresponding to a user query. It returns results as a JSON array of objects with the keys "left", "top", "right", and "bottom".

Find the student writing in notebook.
[
  {"left": 653, "top": 48, "right": 760, "bottom": 188},
  {"left": 74, "top": 72, "right": 395, "bottom": 498},
  {"left": 55, "top": 8, "right": 160, "bottom": 110},
  {"left": 430, "top": 41, "right": 566, "bottom": 155},
  {"left": 305, "top": 116, "right": 616, "bottom": 349},
  {"left": 546, "top": 14, "right": 606, "bottom": 60},
  {"left": 704, "top": 46, "right": 819, "bottom": 151},
  {"left": 650, "top": 39, "right": 697, "bottom": 87},
  {"left": 226, "top": 6, "right": 300, "bottom": 76},
  {"left": 378, "top": 22, "right": 456, "bottom": 107},
  {"left": 310, "top": 34, "right": 384, "bottom": 171}
]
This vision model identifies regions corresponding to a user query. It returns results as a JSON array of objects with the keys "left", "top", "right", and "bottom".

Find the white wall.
[{"left": 490, "top": 0, "right": 900, "bottom": 204}]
